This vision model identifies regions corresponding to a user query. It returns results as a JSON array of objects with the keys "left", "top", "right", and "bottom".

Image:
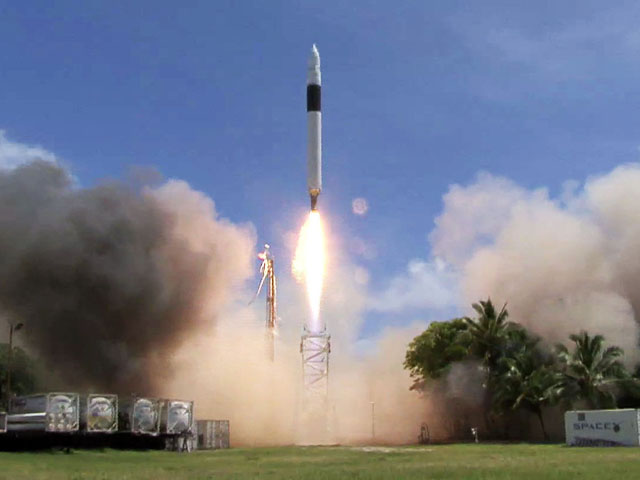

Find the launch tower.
[{"left": 251, "top": 244, "right": 277, "bottom": 361}]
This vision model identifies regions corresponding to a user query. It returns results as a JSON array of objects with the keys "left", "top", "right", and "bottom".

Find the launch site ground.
[{"left": 0, "top": 444, "right": 637, "bottom": 479}]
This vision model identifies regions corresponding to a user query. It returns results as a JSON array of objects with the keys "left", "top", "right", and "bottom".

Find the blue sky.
[{"left": 3, "top": 1, "right": 640, "bottom": 336}]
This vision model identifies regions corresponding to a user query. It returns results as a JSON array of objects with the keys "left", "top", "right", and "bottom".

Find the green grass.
[{"left": 0, "top": 444, "right": 639, "bottom": 479}]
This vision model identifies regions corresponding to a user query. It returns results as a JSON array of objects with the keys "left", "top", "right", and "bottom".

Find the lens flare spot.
[{"left": 352, "top": 197, "right": 369, "bottom": 216}]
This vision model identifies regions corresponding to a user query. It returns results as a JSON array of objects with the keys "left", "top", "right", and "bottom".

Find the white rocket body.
[{"left": 307, "top": 45, "right": 322, "bottom": 210}]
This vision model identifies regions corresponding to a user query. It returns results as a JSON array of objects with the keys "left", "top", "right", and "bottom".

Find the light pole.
[
  {"left": 370, "top": 401, "right": 375, "bottom": 442},
  {"left": 6, "top": 322, "right": 23, "bottom": 412}
]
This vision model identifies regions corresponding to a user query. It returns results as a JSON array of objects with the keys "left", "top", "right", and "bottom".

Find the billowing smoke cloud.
[
  {"left": 0, "top": 129, "right": 431, "bottom": 444},
  {"left": 163, "top": 161, "right": 640, "bottom": 445},
  {"left": 0, "top": 130, "right": 57, "bottom": 169},
  {"left": 0, "top": 160, "right": 255, "bottom": 393},
  {"left": 163, "top": 213, "right": 430, "bottom": 445},
  {"left": 431, "top": 165, "right": 640, "bottom": 362}
]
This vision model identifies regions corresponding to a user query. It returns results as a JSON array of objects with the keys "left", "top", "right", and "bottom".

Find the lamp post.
[
  {"left": 370, "top": 401, "right": 375, "bottom": 442},
  {"left": 6, "top": 322, "right": 23, "bottom": 412}
]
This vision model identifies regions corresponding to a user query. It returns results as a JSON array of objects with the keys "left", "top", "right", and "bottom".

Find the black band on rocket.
[{"left": 307, "top": 85, "right": 321, "bottom": 112}]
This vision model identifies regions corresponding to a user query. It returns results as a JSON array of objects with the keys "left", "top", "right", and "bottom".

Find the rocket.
[{"left": 307, "top": 44, "right": 322, "bottom": 210}]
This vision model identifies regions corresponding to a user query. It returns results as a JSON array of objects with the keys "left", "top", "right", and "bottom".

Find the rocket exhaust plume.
[{"left": 293, "top": 211, "right": 326, "bottom": 333}]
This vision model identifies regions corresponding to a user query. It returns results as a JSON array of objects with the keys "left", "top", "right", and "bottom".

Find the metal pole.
[
  {"left": 267, "top": 258, "right": 276, "bottom": 362},
  {"left": 6, "top": 324, "right": 13, "bottom": 412},
  {"left": 6, "top": 323, "right": 22, "bottom": 413},
  {"left": 371, "top": 401, "right": 375, "bottom": 441}
]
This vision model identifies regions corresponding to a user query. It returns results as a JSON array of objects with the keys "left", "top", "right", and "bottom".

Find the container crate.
[
  {"left": 161, "top": 400, "right": 194, "bottom": 435},
  {"left": 8, "top": 393, "right": 79, "bottom": 433},
  {"left": 196, "top": 420, "right": 230, "bottom": 449},
  {"left": 118, "top": 396, "right": 162, "bottom": 435},
  {"left": 80, "top": 394, "right": 118, "bottom": 433}
]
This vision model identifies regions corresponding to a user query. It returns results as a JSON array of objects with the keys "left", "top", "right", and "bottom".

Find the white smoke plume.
[
  {"left": 164, "top": 212, "right": 430, "bottom": 445},
  {"left": 0, "top": 130, "right": 58, "bottom": 170},
  {"left": 431, "top": 165, "right": 640, "bottom": 363}
]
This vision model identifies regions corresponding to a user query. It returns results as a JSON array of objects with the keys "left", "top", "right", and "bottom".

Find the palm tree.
[
  {"left": 463, "top": 299, "right": 516, "bottom": 438},
  {"left": 464, "top": 299, "right": 512, "bottom": 370},
  {"left": 556, "top": 331, "right": 629, "bottom": 409},
  {"left": 493, "top": 330, "right": 562, "bottom": 440}
]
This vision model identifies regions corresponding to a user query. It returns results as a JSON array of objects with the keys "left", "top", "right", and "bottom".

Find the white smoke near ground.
[
  {"left": 431, "top": 164, "right": 640, "bottom": 364},
  {"left": 164, "top": 212, "right": 430, "bottom": 445},
  {"left": 444, "top": 361, "right": 485, "bottom": 404}
]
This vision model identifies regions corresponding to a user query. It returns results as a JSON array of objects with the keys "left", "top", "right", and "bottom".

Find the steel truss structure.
[
  {"left": 299, "top": 328, "right": 331, "bottom": 444},
  {"left": 300, "top": 329, "right": 330, "bottom": 402}
]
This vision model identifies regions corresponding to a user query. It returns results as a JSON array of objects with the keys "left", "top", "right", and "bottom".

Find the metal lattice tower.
[
  {"left": 301, "top": 330, "right": 330, "bottom": 401},
  {"left": 299, "top": 328, "right": 330, "bottom": 442}
]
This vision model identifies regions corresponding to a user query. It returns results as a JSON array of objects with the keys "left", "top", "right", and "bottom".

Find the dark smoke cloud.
[{"left": 0, "top": 161, "right": 254, "bottom": 394}]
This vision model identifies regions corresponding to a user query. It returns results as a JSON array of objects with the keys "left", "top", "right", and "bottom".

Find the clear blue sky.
[{"left": 2, "top": 1, "right": 640, "bottom": 335}]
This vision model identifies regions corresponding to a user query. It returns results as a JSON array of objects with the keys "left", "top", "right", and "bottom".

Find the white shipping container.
[
  {"left": 196, "top": 420, "right": 230, "bottom": 449},
  {"left": 8, "top": 393, "right": 79, "bottom": 433},
  {"left": 118, "top": 396, "right": 162, "bottom": 435},
  {"left": 80, "top": 394, "right": 118, "bottom": 433},
  {"left": 160, "top": 400, "right": 194, "bottom": 435},
  {"left": 565, "top": 409, "right": 640, "bottom": 446}
]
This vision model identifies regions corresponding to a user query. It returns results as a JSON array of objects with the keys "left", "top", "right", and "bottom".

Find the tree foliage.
[
  {"left": 491, "top": 328, "right": 562, "bottom": 439},
  {"left": 404, "top": 298, "right": 636, "bottom": 440},
  {"left": 556, "top": 331, "right": 629, "bottom": 409},
  {"left": 464, "top": 299, "right": 512, "bottom": 371},
  {"left": 404, "top": 318, "right": 471, "bottom": 390},
  {"left": 0, "top": 344, "right": 40, "bottom": 408}
]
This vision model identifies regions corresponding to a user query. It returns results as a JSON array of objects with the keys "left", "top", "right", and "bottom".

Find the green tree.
[
  {"left": 556, "top": 331, "right": 629, "bottom": 409},
  {"left": 617, "top": 365, "right": 640, "bottom": 408},
  {"left": 404, "top": 318, "right": 471, "bottom": 390},
  {"left": 492, "top": 328, "right": 562, "bottom": 440},
  {"left": 0, "top": 344, "right": 40, "bottom": 409}
]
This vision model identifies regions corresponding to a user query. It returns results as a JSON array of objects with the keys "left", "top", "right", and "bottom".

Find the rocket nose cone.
[{"left": 309, "top": 44, "right": 320, "bottom": 66}]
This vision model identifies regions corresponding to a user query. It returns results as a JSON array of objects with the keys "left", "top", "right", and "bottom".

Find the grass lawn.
[{"left": 0, "top": 444, "right": 639, "bottom": 479}]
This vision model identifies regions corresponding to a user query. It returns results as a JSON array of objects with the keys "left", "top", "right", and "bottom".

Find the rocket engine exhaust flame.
[{"left": 292, "top": 211, "right": 326, "bottom": 333}]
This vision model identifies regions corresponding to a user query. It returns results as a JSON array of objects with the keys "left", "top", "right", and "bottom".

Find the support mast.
[{"left": 251, "top": 244, "right": 277, "bottom": 361}]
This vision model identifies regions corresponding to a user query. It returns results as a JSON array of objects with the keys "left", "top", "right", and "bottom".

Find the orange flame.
[{"left": 292, "top": 211, "right": 326, "bottom": 332}]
